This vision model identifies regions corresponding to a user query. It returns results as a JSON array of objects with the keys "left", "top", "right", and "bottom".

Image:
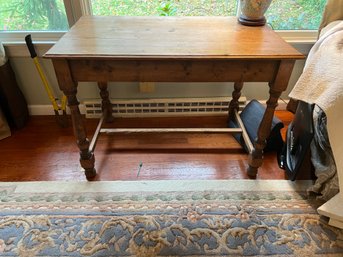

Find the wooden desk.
[{"left": 45, "top": 16, "right": 304, "bottom": 180}]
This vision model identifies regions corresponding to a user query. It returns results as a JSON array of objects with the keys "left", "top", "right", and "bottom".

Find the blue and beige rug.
[{"left": 0, "top": 180, "right": 342, "bottom": 256}]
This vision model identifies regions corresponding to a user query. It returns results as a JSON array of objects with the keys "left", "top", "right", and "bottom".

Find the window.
[
  {"left": 266, "top": 0, "right": 326, "bottom": 30},
  {"left": 0, "top": 0, "right": 326, "bottom": 46},
  {"left": 90, "top": 0, "right": 326, "bottom": 30},
  {"left": 0, "top": 0, "right": 69, "bottom": 31},
  {"left": 90, "top": 0, "right": 238, "bottom": 17},
  {"left": 0, "top": 0, "right": 326, "bottom": 32}
]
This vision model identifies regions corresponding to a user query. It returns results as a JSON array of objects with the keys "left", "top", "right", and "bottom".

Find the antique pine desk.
[{"left": 45, "top": 16, "right": 304, "bottom": 180}]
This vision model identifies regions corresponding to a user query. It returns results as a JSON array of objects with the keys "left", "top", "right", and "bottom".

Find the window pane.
[
  {"left": 91, "top": 0, "right": 238, "bottom": 16},
  {"left": 266, "top": 0, "right": 326, "bottom": 30},
  {"left": 91, "top": 0, "right": 326, "bottom": 30},
  {"left": 0, "top": 0, "right": 68, "bottom": 31}
]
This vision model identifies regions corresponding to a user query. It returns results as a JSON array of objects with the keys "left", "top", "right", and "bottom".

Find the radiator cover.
[{"left": 84, "top": 97, "right": 247, "bottom": 118}]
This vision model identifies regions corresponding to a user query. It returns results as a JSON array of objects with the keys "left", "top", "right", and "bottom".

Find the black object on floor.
[
  {"left": 228, "top": 99, "right": 285, "bottom": 153},
  {"left": 279, "top": 101, "right": 315, "bottom": 181}
]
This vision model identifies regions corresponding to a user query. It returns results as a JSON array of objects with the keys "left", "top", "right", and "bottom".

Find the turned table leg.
[
  {"left": 67, "top": 92, "right": 96, "bottom": 179},
  {"left": 247, "top": 60, "right": 295, "bottom": 178},
  {"left": 98, "top": 82, "right": 114, "bottom": 123},
  {"left": 228, "top": 81, "right": 244, "bottom": 121},
  {"left": 52, "top": 59, "right": 96, "bottom": 180},
  {"left": 247, "top": 88, "right": 281, "bottom": 178}
]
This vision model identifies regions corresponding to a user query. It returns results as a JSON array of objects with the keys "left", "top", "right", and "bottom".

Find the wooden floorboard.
[{"left": 0, "top": 111, "right": 293, "bottom": 181}]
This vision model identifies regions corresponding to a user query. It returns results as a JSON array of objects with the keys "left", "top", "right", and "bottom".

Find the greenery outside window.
[
  {"left": 90, "top": 0, "right": 326, "bottom": 30},
  {"left": 0, "top": 0, "right": 327, "bottom": 32},
  {"left": 0, "top": 0, "right": 68, "bottom": 31}
]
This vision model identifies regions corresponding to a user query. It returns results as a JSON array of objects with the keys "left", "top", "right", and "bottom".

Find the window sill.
[
  {"left": 0, "top": 31, "right": 65, "bottom": 58},
  {"left": 276, "top": 30, "right": 318, "bottom": 44}
]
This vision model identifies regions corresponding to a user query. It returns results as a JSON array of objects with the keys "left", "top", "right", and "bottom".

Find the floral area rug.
[{"left": 0, "top": 180, "right": 342, "bottom": 257}]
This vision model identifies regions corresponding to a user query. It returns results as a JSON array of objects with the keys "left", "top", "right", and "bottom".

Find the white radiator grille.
[{"left": 84, "top": 97, "right": 246, "bottom": 118}]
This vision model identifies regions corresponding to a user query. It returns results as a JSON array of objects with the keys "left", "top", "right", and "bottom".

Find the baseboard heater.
[{"left": 84, "top": 96, "right": 247, "bottom": 118}]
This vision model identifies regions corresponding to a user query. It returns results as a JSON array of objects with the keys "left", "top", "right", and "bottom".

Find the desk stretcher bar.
[
  {"left": 89, "top": 109, "right": 253, "bottom": 154},
  {"left": 100, "top": 128, "right": 242, "bottom": 133}
]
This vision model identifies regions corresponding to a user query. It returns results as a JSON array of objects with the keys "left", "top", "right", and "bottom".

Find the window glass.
[
  {"left": 0, "top": 0, "right": 68, "bottom": 31},
  {"left": 91, "top": 0, "right": 326, "bottom": 30},
  {"left": 267, "top": 0, "right": 326, "bottom": 30},
  {"left": 0, "top": 0, "right": 326, "bottom": 31},
  {"left": 91, "top": 0, "right": 237, "bottom": 16}
]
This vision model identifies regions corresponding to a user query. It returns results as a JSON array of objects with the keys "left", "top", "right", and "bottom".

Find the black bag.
[
  {"left": 228, "top": 99, "right": 284, "bottom": 153},
  {"left": 278, "top": 101, "right": 314, "bottom": 180}
]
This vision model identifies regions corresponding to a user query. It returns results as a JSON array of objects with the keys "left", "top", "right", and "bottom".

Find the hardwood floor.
[{"left": 0, "top": 111, "right": 293, "bottom": 181}]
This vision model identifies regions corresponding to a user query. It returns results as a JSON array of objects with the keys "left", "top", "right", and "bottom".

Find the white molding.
[
  {"left": 28, "top": 105, "right": 85, "bottom": 116},
  {"left": 62, "top": 0, "right": 92, "bottom": 27},
  {"left": 0, "top": 31, "right": 65, "bottom": 42},
  {"left": 3, "top": 43, "right": 55, "bottom": 58},
  {"left": 1, "top": 32, "right": 65, "bottom": 58},
  {"left": 28, "top": 105, "right": 55, "bottom": 115},
  {"left": 276, "top": 30, "right": 318, "bottom": 44},
  {"left": 80, "top": 0, "right": 93, "bottom": 16}
]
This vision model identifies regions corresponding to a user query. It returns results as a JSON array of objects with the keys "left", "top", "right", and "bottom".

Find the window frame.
[{"left": 0, "top": 0, "right": 319, "bottom": 58}]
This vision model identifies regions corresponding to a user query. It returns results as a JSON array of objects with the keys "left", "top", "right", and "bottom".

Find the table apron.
[{"left": 68, "top": 59, "right": 280, "bottom": 83}]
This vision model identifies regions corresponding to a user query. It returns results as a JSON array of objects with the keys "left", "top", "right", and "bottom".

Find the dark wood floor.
[{"left": 0, "top": 111, "right": 293, "bottom": 181}]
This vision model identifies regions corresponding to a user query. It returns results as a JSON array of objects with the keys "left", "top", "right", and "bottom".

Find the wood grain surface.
[
  {"left": 0, "top": 113, "right": 293, "bottom": 182},
  {"left": 45, "top": 16, "right": 303, "bottom": 59}
]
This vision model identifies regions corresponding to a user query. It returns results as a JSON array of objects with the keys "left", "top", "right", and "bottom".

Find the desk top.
[{"left": 45, "top": 16, "right": 304, "bottom": 60}]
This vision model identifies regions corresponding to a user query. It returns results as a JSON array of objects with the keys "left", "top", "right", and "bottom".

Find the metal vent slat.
[{"left": 84, "top": 97, "right": 246, "bottom": 118}]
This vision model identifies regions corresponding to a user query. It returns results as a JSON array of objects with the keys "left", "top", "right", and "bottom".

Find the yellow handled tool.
[{"left": 25, "top": 34, "right": 68, "bottom": 127}]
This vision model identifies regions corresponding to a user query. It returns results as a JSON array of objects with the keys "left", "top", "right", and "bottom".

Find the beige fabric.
[
  {"left": 319, "top": 0, "right": 343, "bottom": 33},
  {"left": 290, "top": 0, "right": 343, "bottom": 200},
  {"left": 289, "top": 21, "right": 343, "bottom": 200}
]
